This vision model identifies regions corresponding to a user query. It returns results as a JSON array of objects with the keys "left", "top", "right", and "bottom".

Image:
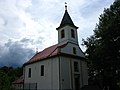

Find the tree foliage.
[
  {"left": 0, "top": 66, "right": 22, "bottom": 90},
  {"left": 83, "top": 0, "right": 120, "bottom": 89}
]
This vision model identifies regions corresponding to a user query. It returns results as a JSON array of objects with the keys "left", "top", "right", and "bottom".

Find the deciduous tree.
[{"left": 83, "top": 0, "right": 120, "bottom": 89}]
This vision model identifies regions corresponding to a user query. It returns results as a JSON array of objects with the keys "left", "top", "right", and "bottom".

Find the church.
[{"left": 23, "top": 5, "right": 88, "bottom": 90}]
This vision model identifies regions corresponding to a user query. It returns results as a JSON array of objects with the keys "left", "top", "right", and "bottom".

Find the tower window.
[
  {"left": 71, "top": 29, "right": 75, "bottom": 38},
  {"left": 41, "top": 65, "right": 44, "bottom": 76},
  {"left": 74, "top": 62, "right": 79, "bottom": 72},
  {"left": 73, "top": 47, "right": 76, "bottom": 54},
  {"left": 28, "top": 68, "right": 31, "bottom": 78},
  {"left": 61, "top": 29, "right": 65, "bottom": 38}
]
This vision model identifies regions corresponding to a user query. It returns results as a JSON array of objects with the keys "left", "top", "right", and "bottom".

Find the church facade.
[{"left": 23, "top": 6, "right": 88, "bottom": 90}]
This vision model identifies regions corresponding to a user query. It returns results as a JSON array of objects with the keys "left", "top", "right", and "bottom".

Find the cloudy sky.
[{"left": 0, "top": 0, "right": 114, "bottom": 67}]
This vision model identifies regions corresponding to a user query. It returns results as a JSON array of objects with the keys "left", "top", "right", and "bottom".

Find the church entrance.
[{"left": 74, "top": 75, "right": 80, "bottom": 90}]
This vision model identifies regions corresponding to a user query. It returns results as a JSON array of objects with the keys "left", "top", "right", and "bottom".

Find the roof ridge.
[
  {"left": 47, "top": 45, "right": 58, "bottom": 57},
  {"left": 42, "top": 44, "right": 57, "bottom": 51}
]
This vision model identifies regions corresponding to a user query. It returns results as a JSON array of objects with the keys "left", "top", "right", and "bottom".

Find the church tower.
[
  {"left": 56, "top": 4, "right": 85, "bottom": 58},
  {"left": 56, "top": 5, "right": 79, "bottom": 45},
  {"left": 56, "top": 4, "right": 88, "bottom": 90}
]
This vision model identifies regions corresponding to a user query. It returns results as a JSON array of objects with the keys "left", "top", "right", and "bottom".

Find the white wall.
[
  {"left": 58, "top": 25, "right": 78, "bottom": 45},
  {"left": 24, "top": 57, "right": 59, "bottom": 90},
  {"left": 81, "top": 61, "right": 88, "bottom": 85},
  {"left": 24, "top": 53, "right": 88, "bottom": 90},
  {"left": 60, "top": 43, "right": 85, "bottom": 58},
  {"left": 59, "top": 56, "right": 88, "bottom": 89},
  {"left": 60, "top": 56, "right": 72, "bottom": 89}
]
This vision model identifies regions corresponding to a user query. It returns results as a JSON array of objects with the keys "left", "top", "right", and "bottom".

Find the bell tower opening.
[
  {"left": 61, "top": 29, "right": 65, "bottom": 38},
  {"left": 71, "top": 29, "right": 75, "bottom": 38}
]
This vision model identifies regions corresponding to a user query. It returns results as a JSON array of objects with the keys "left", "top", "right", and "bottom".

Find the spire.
[{"left": 56, "top": 4, "right": 78, "bottom": 30}]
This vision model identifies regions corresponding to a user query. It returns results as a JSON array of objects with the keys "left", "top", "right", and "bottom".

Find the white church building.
[{"left": 23, "top": 5, "right": 88, "bottom": 90}]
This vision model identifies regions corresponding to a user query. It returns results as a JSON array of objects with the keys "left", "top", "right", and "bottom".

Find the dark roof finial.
[{"left": 65, "top": 2, "right": 67, "bottom": 11}]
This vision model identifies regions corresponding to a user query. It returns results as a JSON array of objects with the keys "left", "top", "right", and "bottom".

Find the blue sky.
[{"left": 0, "top": 0, "right": 114, "bottom": 66}]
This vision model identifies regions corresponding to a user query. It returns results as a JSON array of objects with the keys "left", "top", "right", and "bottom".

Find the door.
[{"left": 74, "top": 75, "right": 80, "bottom": 90}]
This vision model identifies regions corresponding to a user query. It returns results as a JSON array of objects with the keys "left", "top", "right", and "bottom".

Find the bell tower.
[{"left": 56, "top": 4, "right": 79, "bottom": 45}]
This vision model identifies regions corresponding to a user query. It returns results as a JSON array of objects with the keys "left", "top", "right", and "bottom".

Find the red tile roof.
[
  {"left": 12, "top": 75, "right": 24, "bottom": 84},
  {"left": 24, "top": 43, "right": 67, "bottom": 66}
]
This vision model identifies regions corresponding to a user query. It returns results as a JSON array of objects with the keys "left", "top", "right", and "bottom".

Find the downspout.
[
  {"left": 80, "top": 61, "right": 84, "bottom": 86},
  {"left": 58, "top": 55, "right": 61, "bottom": 90},
  {"left": 70, "top": 58, "right": 73, "bottom": 90},
  {"left": 51, "top": 58, "right": 53, "bottom": 89},
  {"left": 23, "top": 66, "right": 25, "bottom": 90}
]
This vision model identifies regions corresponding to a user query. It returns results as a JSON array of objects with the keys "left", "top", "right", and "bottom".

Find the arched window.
[
  {"left": 41, "top": 65, "right": 44, "bottom": 76},
  {"left": 73, "top": 47, "right": 76, "bottom": 54},
  {"left": 61, "top": 29, "right": 65, "bottom": 38},
  {"left": 71, "top": 29, "right": 75, "bottom": 38},
  {"left": 74, "top": 61, "right": 79, "bottom": 72},
  {"left": 28, "top": 68, "right": 31, "bottom": 78}
]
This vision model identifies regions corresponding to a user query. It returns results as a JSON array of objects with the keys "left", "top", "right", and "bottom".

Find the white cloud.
[
  {"left": 0, "top": 0, "right": 32, "bottom": 42},
  {"left": 0, "top": 0, "right": 115, "bottom": 66}
]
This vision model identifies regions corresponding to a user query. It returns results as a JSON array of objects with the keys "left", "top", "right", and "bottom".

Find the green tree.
[
  {"left": 83, "top": 0, "right": 120, "bottom": 89},
  {"left": 0, "top": 66, "right": 23, "bottom": 90}
]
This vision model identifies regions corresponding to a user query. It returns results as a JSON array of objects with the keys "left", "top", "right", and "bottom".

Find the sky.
[{"left": 0, "top": 0, "right": 114, "bottom": 67}]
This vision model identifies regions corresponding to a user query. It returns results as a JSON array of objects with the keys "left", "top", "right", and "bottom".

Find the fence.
[{"left": 24, "top": 83, "right": 37, "bottom": 90}]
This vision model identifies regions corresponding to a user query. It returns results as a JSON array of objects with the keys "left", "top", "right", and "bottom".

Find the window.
[
  {"left": 73, "top": 47, "right": 76, "bottom": 54},
  {"left": 61, "top": 29, "right": 65, "bottom": 38},
  {"left": 71, "top": 29, "right": 75, "bottom": 38},
  {"left": 41, "top": 65, "right": 44, "bottom": 76},
  {"left": 74, "top": 62, "right": 79, "bottom": 72},
  {"left": 28, "top": 68, "right": 31, "bottom": 78}
]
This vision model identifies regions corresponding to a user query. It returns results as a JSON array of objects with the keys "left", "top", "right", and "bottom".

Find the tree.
[
  {"left": 83, "top": 0, "right": 120, "bottom": 89},
  {"left": 0, "top": 66, "right": 23, "bottom": 90}
]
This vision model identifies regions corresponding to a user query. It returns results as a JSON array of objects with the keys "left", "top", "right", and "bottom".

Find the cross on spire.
[{"left": 65, "top": 2, "right": 67, "bottom": 10}]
